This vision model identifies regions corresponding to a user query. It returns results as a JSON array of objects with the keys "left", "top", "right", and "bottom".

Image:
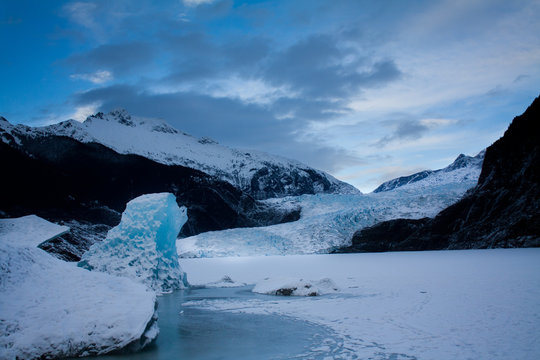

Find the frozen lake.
[{"left": 82, "top": 249, "right": 540, "bottom": 359}]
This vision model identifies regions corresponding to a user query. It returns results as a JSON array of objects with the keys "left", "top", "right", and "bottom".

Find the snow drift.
[{"left": 79, "top": 193, "right": 188, "bottom": 293}]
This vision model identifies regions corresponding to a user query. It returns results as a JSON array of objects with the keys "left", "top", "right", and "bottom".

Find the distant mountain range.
[{"left": 342, "top": 95, "right": 540, "bottom": 252}]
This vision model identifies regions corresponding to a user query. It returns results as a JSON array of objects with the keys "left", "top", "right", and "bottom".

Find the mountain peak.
[{"left": 85, "top": 109, "right": 134, "bottom": 127}]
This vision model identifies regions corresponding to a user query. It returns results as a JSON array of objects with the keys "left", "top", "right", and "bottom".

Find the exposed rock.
[{"left": 338, "top": 218, "right": 431, "bottom": 252}]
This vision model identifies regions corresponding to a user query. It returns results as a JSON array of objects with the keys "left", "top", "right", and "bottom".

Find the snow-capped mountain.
[
  {"left": 373, "top": 151, "right": 485, "bottom": 193},
  {"left": 1, "top": 110, "right": 358, "bottom": 199}
]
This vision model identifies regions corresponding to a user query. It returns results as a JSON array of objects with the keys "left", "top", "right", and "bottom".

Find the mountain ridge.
[{"left": 2, "top": 109, "right": 359, "bottom": 199}]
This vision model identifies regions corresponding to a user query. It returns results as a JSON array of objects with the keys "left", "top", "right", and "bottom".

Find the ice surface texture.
[
  {"left": 80, "top": 193, "right": 188, "bottom": 293},
  {"left": 0, "top": 218, "right": 157, "bottom": 359}
]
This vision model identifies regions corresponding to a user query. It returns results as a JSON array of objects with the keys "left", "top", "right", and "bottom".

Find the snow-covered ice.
[
  {"left": 180, "top": 249, "right": 540, "bottom": 359},
  {"left": 253, "top": 277, "right": 339, "bottom": 296},
  {"left": 178, "top": 177, "right": 478, "bottom": 257},
  {"left": 0, "top": 215, "right": 69, "bottom": 248},
  {"left": 202, "top": 275, "right": 247, "bottom": 288},
  {"left": 79, "top": 193, "right": 188, "bottom": 293},
  {"left": 0, "top": 217, "right": 157, "bottom": 359}
]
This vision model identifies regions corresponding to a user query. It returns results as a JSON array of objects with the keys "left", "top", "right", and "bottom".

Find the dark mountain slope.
[{"left": 342, "top": 95, "right": 540, "bottom": 252}]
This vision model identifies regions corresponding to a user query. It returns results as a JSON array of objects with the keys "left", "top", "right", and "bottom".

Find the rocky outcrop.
[{"left": 342, "top": 95, "right": 540, "bottom": 252}]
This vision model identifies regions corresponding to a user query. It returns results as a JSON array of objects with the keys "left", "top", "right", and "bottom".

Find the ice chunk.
[
  {"left": 252, "top": 277, "right": 339, "bottom": 296},
  {"left": 0, "top": 215, "right": 69, "bottom": 248},
  {"left": 79, "top": 193, "right": 188, "bottom": 293},
  {"left": 0, "top": 239, "right": 157, "bottom": 359}
]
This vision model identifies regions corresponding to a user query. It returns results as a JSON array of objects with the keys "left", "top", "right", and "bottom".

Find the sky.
[{"left": 1, "top": 0, "right": 539, "bottom": 192}]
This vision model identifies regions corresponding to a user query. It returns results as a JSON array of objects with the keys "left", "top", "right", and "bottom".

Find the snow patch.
[
  {"left": 0, "top": 215, "right": 69, "bottom": 248},
  {"left": 79, "top": 193, "right": 188, "bottom": 293}
]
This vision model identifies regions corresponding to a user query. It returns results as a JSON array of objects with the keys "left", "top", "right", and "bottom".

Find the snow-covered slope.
[
  {"left": 0, "top": 110, "right": 358, "bottom": 199},
  {"left": 0, "top": 215, "right": 157, "bottom": 359},
  {"left": 373, "top": 151, "right": 484, "bottom": 193}
]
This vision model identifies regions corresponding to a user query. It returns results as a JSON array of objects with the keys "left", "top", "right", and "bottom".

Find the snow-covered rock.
[
  {"left": 252, "top": 277, "right": 339, "bottom": 296},
  {"left": 203, "top": 275, "right": 247, "bottom": 288},
  {"left": 79, "top": 193, "right": 188, "bottom": 293},
  {"left": 0, "top": 219, "right": 157, "bottom": 359},
  {"left": 0, "top": 110, "right": 359, "bottom": 199},
  {"left": 0, "top": 215, "right": 69, "bottom": 248}
]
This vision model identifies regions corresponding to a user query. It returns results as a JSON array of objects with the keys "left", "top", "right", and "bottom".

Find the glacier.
[
  {"left": 177, "top": 173, "right": 479, "bottom": 258},
  {"left": 0, "top": 216, "right": 157, "bottom": 359},
  {"left": 79, "top": 193, "right": 188, "bottom": 293},
  {"left": 176, "top": 174, "right": 479, "bottom": 258}
]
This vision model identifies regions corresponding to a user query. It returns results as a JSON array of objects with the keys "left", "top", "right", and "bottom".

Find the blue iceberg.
[{"left": 79, "top": 193, "right": 188, "bottom": 293}]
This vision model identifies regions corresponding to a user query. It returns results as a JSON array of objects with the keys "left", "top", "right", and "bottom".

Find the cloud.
[
  {"left": 183, "top": 0, "right": 217, "bottom": 7},
  {"left": 373, "top": 115, "right": 458, "bottom": 148},
  {"left": 62, "top": 2, "right": 98, "bottom": 29},
  {"left": 70, "top": 103, "right": 102, "bottom": 122},
  {"left": 264, "top": 34, "right": 401, "bottom": 99},
  {"left": 65, "top": 42, "right": 155, "bottom": 74},
  {"left": 70, "top": 70, "right": 113, "bottom": 84}
]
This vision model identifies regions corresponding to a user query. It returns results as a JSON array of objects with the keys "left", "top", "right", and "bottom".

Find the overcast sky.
[{"left": 1, "top": 0, "right": 539, "bottom": 192}]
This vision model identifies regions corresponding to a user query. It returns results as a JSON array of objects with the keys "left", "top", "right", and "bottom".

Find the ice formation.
[
  {"left": 79, "top": 193, "right": 188, "bottom": 293},
  {"left": 253, "top": 277, "right": 339, "bottom": 296},
  {"left": 0, "top": 216, "right": 157, "bottom": 359}
]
